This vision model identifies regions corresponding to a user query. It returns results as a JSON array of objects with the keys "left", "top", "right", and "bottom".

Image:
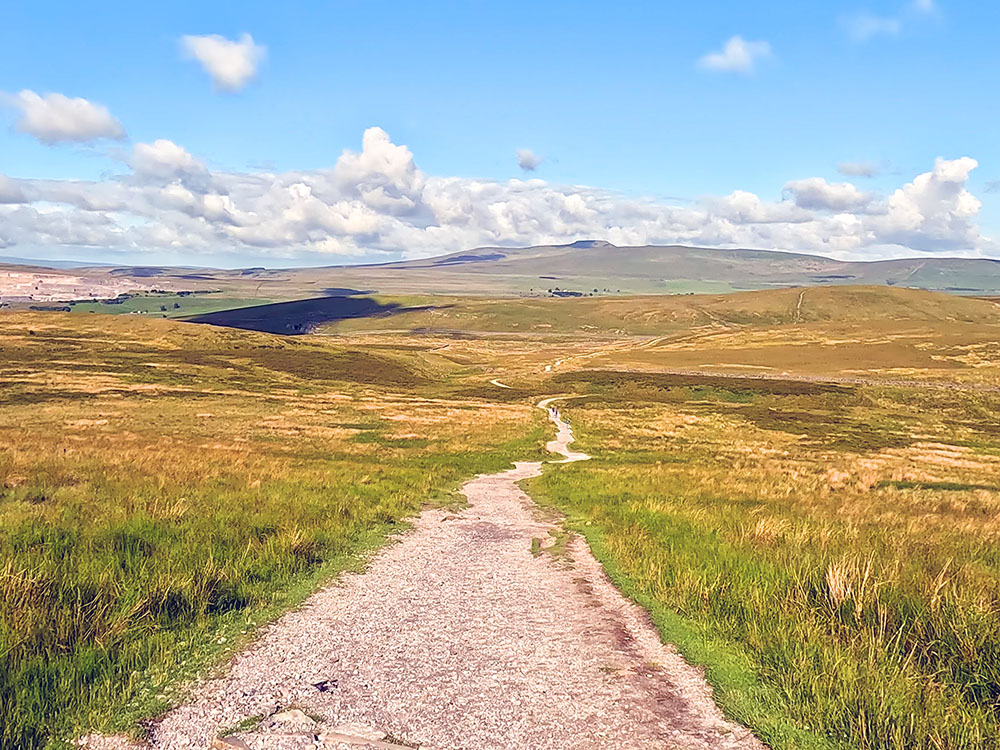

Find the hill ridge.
[{"left": 4, "top": 243, "right": 1000, "bottom": 299}]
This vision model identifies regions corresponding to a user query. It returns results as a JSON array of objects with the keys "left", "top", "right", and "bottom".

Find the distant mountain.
[
  {"left": 0, "top": 255, "right": 99, "bottom": 270},
  {"left": 341, "top": 241, "right": 1000, "bottom": 295},
  {"left": 4, "top": 242, "right": 1000, "bottom": 298}
]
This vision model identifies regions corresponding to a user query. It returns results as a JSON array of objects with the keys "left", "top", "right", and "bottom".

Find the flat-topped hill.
[{"left": 7, "top": 242, "right": 1000, "bottom": 300}]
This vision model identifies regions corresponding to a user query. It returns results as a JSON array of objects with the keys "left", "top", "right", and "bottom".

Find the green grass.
[
  {"left": 0, "top": 312, "right": 544, "bottom": 750},
  {"left": 526, "top": 377, "right": 1000, "bottom": 750},
  {"left": 69, "top": 293, "right": 275, "bottom": 319},
  {"left": 7, "top": 288, "right": 1000, "bottom": 750},
  {"left": 570, "top": 520, "right": 838, "bottom": 749}
]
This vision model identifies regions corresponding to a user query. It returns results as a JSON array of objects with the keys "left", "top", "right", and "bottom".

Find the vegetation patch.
[
  {"left": 0, "top": 312, "right": 544, "bottom": 750},
  {"left": 876, "top": 479, "right": 1000, "bottom": 492},
  {"left": 550, "top": 369, "right": 855, "bottom": 397},
  {"left": 526, "top": 384, "right": 1000, "bottom": 749}
]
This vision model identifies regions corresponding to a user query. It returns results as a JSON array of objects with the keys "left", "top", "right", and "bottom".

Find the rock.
[
  {"left": 317, "top": 732, "right": 416, "bottom": 750},
  {"left": 211, "top": 738, "right": 251, "bottom": 750},
  {"left": 268, "top": 707, "right": 316, "bottom": 726},
  {"left": 330, "top": 723, "right": 386, "bottom": 741}
]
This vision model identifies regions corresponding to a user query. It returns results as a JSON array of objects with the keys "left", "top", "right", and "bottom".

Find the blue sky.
[{"left": 0, "top": 0, "right": 996, "bottom": 266}]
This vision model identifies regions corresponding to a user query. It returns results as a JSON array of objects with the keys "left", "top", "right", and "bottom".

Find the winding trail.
[{"left": 88, "top": 401, "right": 761, "bottom": 750}]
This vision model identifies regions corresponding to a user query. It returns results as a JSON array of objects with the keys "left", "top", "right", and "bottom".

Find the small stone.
[
  {"left": 329, "top": 723, "right": 386, "bottom": 741},
  {"left": 269, "top": 708, "right": 315, "bottom": 726},
  {"left": 211, "top": 738, "right": 251, "bottom": 750}
]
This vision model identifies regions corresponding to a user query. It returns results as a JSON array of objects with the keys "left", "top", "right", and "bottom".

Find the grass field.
[
  {"left": 68, "top": 293, "right": 276, "bottom": 319},
  {"left": 0, "top": 312, "right": 544, "bottom": 749},
  {"left": 526, "top": 371, "right": 1000, "bottom": 749},
  {"left": 6, "top": 284, "right": 1000, "bottom": 750},
  {"left": 317, "top": 285, "right": 1000, "bottom": 747},
  {"left": 324, "top": 287, "right": 1000, "bottom": 389},
  {"left": 321, "top": 286, "right": 1000, "bottom": 336}
]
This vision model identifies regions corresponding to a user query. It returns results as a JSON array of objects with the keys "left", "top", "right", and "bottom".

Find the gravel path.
[{"left": 85, "top": 399, "right": 762, "bottom": 750}]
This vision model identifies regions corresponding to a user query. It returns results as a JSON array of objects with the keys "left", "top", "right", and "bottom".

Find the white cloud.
[
  {"left": 707, "top": 190, "right": 813, "bottom": 224},
  {"left": 130, "top": 139, "right": 206, "bottom": 179},
  {"left": 846, "top": 13, "right": 901, "bottom": 41},
  {"left": 838, "top": 161, "right": 880, "bottom": 178},
  {"left": 3, "top": 90, "right": 125, "bottom": 145},
  {"left": 698, "top": 36, "right": 772, "bottom": 74},
  {"left": 180, "top": 33, "right": 266, "bottom": 92},
  {"left": 845, "top": 0, "right": 938, "bottom": 42},
  {"left": 783, "top": 178, "right": 876, "bottom": 212},
  {"left": 0, "top": 128, "right": 991, "bottom": 262},
  {"left": 873, "top": 157, "right": 983, "bottom": 252},
  {"left": 0, "top": 175, "right": 27, "bottom": 204},
  {"left": 516, "top": 148, "right": 542, "bottom": 171}
]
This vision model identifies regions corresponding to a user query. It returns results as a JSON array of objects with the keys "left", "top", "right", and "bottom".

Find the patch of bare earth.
[{"left": 82, "top": 409, "right": 761, "bottom": 750}]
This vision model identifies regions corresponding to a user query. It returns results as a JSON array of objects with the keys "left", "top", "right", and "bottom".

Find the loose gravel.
[{"left": 83, "top": 401, "right": 763, "bottom": 750}]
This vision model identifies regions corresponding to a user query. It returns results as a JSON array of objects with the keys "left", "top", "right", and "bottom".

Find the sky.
[{"left": 0, "top": 0, "right": 997, "bottom": 267}]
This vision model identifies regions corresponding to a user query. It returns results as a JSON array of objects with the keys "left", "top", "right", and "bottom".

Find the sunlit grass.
[
  {"left": 0, "top": 313, "right": 543, "bottom": 749},
  {"left": 527, "top": 373, "right": 1000, "bottom": 749}
]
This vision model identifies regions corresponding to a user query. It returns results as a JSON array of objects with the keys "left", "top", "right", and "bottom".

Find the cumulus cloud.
[
  {"left": 130, "top": 139, "right": 204, "bottom": 179},
  {"left": 784, "top": 178, "right": 877, "bottom": 212},
  {"left": 873, "top": 157, "right": 983, "bottom": 252},
  {"left": 838, "top": 161, "right": 880, "bottom": 178},
  {"left": 3, "top": 90, "right": 125, "bottom": 145},
  {"left": 181, "top": 33, "right": 266, "bottom": 92},
  {"left": 706, "top": 190, "right": 812, "bottom": 225},
  {"left": 0, "top": 127, "right": 991, "bottom": 262},
  {"left": 516, "top": 148, "right": 542, "bottom": 171},
  {"left": 698, "top": 36, "right": 772, "bottom": 74}
]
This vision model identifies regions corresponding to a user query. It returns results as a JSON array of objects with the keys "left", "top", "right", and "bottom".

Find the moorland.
[
  {"left": 3, "top": 270, "right": 1000, "bottom": 750},
  {"left": 6, "top": 243, "right": 1000, "bottom": 309},
  {"left": 0, "top": 312, "right": 544, "bottom": 748}
]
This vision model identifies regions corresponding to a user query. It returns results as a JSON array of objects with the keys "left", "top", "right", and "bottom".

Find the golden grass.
[
  {"left": 526, "top": 376, "right": 1000, "bottom": 749},
  {"left": 0, "top": 312, "right": 543, "bottom": 750}
]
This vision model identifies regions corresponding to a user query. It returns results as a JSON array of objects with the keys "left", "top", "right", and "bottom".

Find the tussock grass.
[
  {"left": 0, "top": 313, "right": 543, "bottom": 749},
  {"left": 527, "top": 376, "right": 1000, "bottom": 749}
]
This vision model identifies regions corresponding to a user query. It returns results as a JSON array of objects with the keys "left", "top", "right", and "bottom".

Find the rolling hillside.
[
  {"left": 320, "top": 285, "right": 1000, "bottom": 336},
  {"left": 6, "top": 242, "right": 1000, "bottom": 302},
  {"left": 319, "top": 286, "right": 1000, "bottom": 386},
  {"left": 378, "top": 240, "right": 1000, "bottom": 294}
]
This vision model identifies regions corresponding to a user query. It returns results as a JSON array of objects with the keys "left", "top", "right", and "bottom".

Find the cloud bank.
[{"left": 0, "top": 127, "right": 991, "bottom": 262}]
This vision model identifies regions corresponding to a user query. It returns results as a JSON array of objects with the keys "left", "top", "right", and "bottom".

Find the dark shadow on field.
[{"left": 186, "top": 296, "right": 447, "bottom": 335}]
